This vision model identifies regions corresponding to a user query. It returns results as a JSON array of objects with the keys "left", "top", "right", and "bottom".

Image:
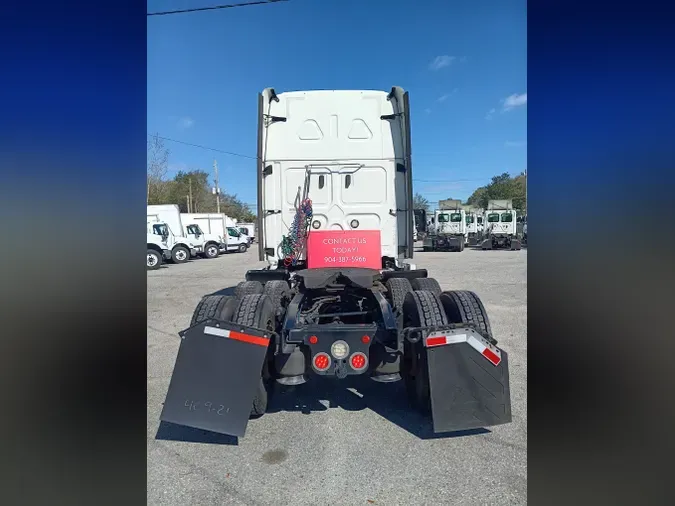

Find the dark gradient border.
[
  {"left": 529, "top": 2, "right": 674, "bottom": 505},
  {"left": 1, "top": 2, "right": 147, "bottom": 505},
  {"left": 1, "top": 1, "right": 674, "bottom": 504}
]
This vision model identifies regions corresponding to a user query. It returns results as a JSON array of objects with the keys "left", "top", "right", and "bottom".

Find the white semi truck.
[
  {"left": 480, "top": 199, "right": 522, "bottom": 250},
  {"left": 161, "top": 86, "right": 512, "bottom": 439},
  {"left": 181, "top": 213, "right": 249, "bottom": 254},
  {"left": 422, "top": 199, "right": 467, "bottom": 252}
]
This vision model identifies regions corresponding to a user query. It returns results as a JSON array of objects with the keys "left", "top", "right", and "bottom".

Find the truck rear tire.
[
  {"left": 172, "top": 246, "right": 190, "bottom": 264},
  {"left": 263, "top": 280, "right": 291, "bottom": 322},
  {"left": 401, "top": 290, "right": 449, "bottom": 413},
  {"left": 190, "top": 295, "right": 237, "bottom": 326},
  {"left": 385, "top": 278, "right": 413, "bottom": 328},
  {"left": 411, "top": 278, "right": 442, "bottom": 296},
  {"left": 235, "top": 280, "right": 264, "bottom": 299},
  {"left": 439, "top": 290, "right": 494, "bottom": 343},
  {"left": 231, "top": 294, "right": 276, "bottom": 417},
  {"left": 147, "top": 250, "right": 162, "bottom": 270},
  {"left": 204, "top": 243, "right": 220, "bottom": 259}
]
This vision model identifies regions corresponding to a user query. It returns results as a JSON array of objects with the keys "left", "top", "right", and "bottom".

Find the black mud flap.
[
  {"left": 480, "top": 237, "right": 493, "bottom": 250},
  {"left": 424, "top": 328, "right": 511, "bottom": 432},
  {"left": 511, "top": 239, "right": 522, "bottom": 250},
  {"left": 159, "top": 319, "right": 273, "bottom": 437}
]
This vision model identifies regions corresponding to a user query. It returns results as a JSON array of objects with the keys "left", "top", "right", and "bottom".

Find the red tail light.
[
  {"left": 313, "top": 352, "right": 331, "bottom": 371},
  {"left": 361, "top": 335, "right": 371, "bottom": 344},
  {"left": 308, "top": 335, "right": 318, "bottom": 344},
  {"left": 349, "top": 352, "right": 368, "bottom": 371}
]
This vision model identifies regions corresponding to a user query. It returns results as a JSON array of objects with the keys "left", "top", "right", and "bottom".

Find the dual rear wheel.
[{"left": 387, "top": 277, "right": 493, "bottom": 414}]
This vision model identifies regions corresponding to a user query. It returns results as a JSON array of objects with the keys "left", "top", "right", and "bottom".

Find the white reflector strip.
[
  {"left": 424, "top": 330, "right": 502, "bottom": 366},
  {"left": 203, "top": 326, "right": 231, "bottom": 338}
]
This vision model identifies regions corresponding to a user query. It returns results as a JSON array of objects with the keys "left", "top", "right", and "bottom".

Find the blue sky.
[{"left": 147, "top": 0, "right": 526, "bottom": 209}]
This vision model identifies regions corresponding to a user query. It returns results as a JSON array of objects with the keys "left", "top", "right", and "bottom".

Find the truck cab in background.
[
  {"left": 226, "top": 226, "right": 249, "bottom": 253},
  {"left": 480, "top": 199, "right": 521, "bottom": 250},
  {"left": 423, "top": 200, "right": 467, "bottom": 252},
  {"left": 465, "top": 211, "right": 479, "bottom": 246},
  {"left": 147, "top": 233, "right": 171, "bottom": 270},
  {"left": 237, "top": 222, "right": 256, "bottom": 245},
  {"left": 181, "top": 213, "right": 226, "bottom": 259},
  {"left": 147, "top": 220, "right": 197, "bottom": 264}
]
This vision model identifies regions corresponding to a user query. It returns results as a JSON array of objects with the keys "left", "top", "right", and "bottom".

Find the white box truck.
[
  {"left": 480, "top": 199, "right": 521, "bottom": 250},
  {"left": 147, "top": 233, "right": 172, "bottom": 270},
  {"left": 237, "top": 222, "right": 256, "bottom": 245},
  {"left": 181, "top": 213, "right": 249, "bottom": 254},
  {"left": 160, "top": 86, "right": 512, "bottom": 439},
  {"left": 147, "top": 219, "right": 197, "bottom": 264}
]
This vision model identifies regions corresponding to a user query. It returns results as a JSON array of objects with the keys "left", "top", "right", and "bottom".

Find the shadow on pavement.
[
  {"left": 155, "top": 421, "right": 238, "bottom": 445},
  {"left": 266, "top": 376, "right": 491, "bottom": 440}
]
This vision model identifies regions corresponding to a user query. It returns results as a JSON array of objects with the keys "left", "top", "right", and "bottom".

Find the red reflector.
[
  {"left": 313, "top": 353, "right": 330, "bottom": 371},
  {"left": 361, "top": 335, "right": 371, "bottom": 344},
  {"left": 482, "top": 347, "right": 501, "bottom": 366},
  {"left": 309, "top": 335, "right": 318, "bottom": 344},
  {"left": 426, "top": 336, "right": 447, "bottom": 347},
  {"left": 350, "top": 353, "right": 367, "bottom": 370}
]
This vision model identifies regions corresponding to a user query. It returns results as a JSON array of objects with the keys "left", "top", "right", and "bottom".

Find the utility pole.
[
  {"left": 189, "top": 177, "right": 193, "bottom": 213},
  {"left": 214, "top": 159, "right": 221, "bottom": 213}
]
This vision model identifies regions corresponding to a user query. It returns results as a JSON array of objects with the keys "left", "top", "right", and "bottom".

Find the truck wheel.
[
  {"left": 263, "top": 280, "right": 291, "bottom": 321},
  {"left": 401, "top": 291, "right": 449, "bottom": 413},
  {"left": 385, "top": 278, "right": 413, "bottom": 328},
  {"left": 190, "top": 295, "right": 237, "bottom": 326},
  {"left": 411, "top": 278, "right": 442, "bottom": 296},
  {"left": 439, "top": 290, "right": 494, "bottom": 343},
  {"left": 238, "top": 243, "right": 247, "bottom": 253},
  {"left": 147, "top": 250, "right": 162, "bottom": 270},
  {"left": 204, "top": 243, "right": 220, "bottom": 259},
  {"left": 172, "top": 246, "right": 189, "bottom": 264},
  {"left": 232, "top": 294, "right": 276, "bottom": 417},
  {"left": 234, "top": 280, "right": 263, "bottom": 299}
]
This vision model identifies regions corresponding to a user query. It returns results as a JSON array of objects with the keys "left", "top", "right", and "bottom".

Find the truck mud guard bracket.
[
  {"left": 405, "top": 325, "right": 511, "bottom": 433},
  {"left": 160, "top": 319, "right": 276, "bottom": 437}
]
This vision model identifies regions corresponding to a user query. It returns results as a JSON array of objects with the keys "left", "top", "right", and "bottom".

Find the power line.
[
  {"left": 148, "top": 134, "right": 257, "bottom": 160},
  {"left": 147, "top": 0, "right": 289, "bottom": 17},
  {"left": 149, "top": 134, "right": 497, "bottom": 185}
]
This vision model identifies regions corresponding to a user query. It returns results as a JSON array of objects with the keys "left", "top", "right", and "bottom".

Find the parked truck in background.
[
  {"left": 465, "top": 208, "right": 480, "bottom": 246},
  {"left": 147, "top": 219, "right": 197, "bottom": 264},
  {"left": 422, "top": 199, "right": 467, "bottom": 252},
  {"left": 160, "top": 86, "right": 511, "bottom": 439},
  {"left": 480, "top": 199, "right": 521, "bottom": 250},
  {"left": 147, "top": 233, "right": 172, "bottom": 270},
  {"left": 237, "top": 222, "right": 256, "bottom": 244},
  {"left": 181, "top": 213, "right": 249, "bottom": 253}
]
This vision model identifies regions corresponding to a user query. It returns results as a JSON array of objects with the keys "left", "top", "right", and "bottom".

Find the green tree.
[
  {"left": 413, "top": 193, "right": 430, "bottom": 211},
  {"left": 466, "top": 172, "right": 526, "bottom": 211}
]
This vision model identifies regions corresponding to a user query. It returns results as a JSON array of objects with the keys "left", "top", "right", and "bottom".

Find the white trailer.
[
  {"left": 480, "top": 199, "right": 521, "bottom": 250},
  {"left": 181, "top": 213, "right": 249, "bottom": 254}
]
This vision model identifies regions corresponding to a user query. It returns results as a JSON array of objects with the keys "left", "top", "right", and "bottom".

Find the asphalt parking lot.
[{"left": 147, "top": 244, "right": 527, "bottom": 505}]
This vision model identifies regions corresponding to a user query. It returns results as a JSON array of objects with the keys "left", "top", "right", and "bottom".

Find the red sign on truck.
[{"left": 306, "top": 230, "right": 382, "bottom": 270}]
